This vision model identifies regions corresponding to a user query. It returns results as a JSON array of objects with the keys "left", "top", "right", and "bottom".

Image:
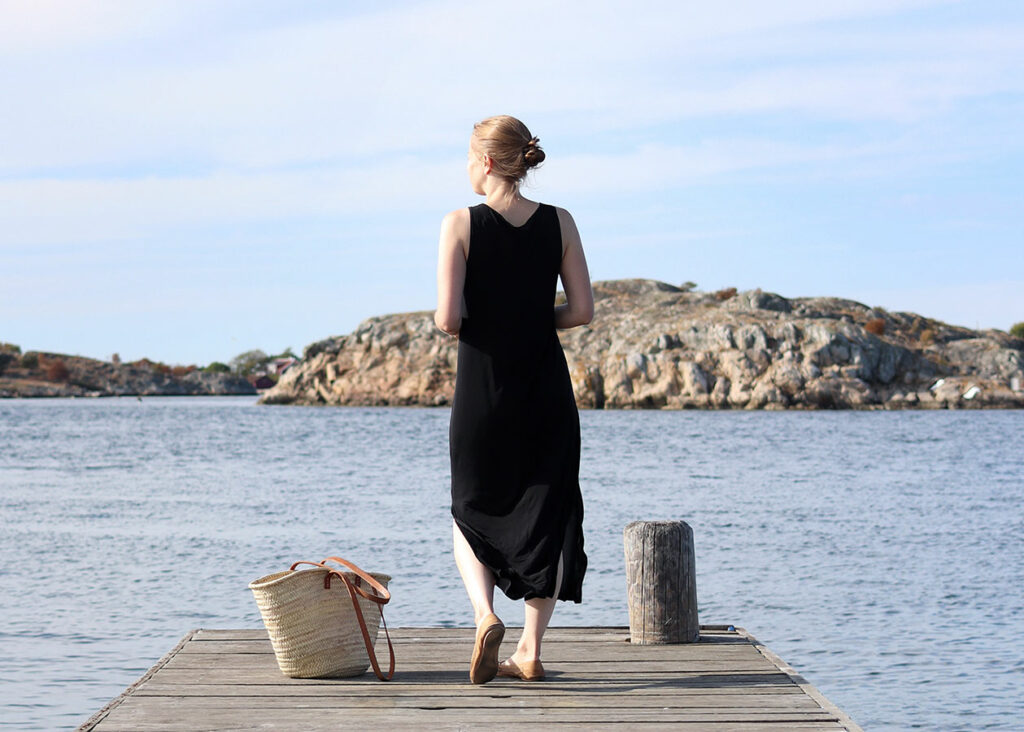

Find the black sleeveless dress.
[{"left": 449, "top": 202, "right": 586, "bottom": 603}]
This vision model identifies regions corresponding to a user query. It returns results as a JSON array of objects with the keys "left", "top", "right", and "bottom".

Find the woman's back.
[{"left": 459, "top": 203, "right": 562, "bottom": 368}]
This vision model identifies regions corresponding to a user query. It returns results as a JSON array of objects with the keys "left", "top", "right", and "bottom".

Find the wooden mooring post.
[{"left": 624, "top": 520, "right": 700, "bottom": 644}]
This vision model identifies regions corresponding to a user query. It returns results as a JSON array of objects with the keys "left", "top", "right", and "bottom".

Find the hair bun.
[
  {"left": 523, "top": 137, "right": 545, "bottom": 168},
  {"left": 472, "top": 115, "right": 545, "bottom": 181}
]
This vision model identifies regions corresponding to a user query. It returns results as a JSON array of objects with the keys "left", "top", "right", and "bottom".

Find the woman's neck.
[{"left": 483, "top": 178, "right": 524, "bottom": 213}]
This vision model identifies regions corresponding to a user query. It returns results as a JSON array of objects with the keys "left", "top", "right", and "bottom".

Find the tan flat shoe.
[
  {"left": 469, "top": 614, "right": 505, "bottom": 684},
  {"left": 497, "top": 657, "right": 545, "bottom": 681}
]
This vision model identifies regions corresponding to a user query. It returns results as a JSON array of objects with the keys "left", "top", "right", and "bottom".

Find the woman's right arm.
[
  {"left": 435, "top": 209, "right": 470, "bottom": 336},
  {"left": 554, "top": 207, "right": 594, "bottom": 329}
]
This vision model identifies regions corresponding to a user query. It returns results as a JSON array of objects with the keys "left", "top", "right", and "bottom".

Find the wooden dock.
[{"left": 79, "top": 626, "right": 863, "bottom": 731}]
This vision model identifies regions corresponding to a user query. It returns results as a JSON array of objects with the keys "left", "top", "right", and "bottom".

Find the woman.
[{"left": 434, "top": 115, "right": 594, "bottom": 685}]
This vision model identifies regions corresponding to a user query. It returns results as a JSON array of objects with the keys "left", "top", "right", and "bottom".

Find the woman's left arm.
[
  {"left": 435, "top": 209, "right": 469, "bottom": 336},
  {"left": 554, "top": 207, "right": 594, "bottom": 329}
]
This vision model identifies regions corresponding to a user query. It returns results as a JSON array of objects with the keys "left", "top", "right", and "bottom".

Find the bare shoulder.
[
  {"left": 442, "top": 207, "right": 471, "bottom": 231},
  {"left": 553, "top": 205, "right": 576, "bottom": 226},
  {"left": 554, "top": 206, "right": 581, "bottom": 257},
  {"left": 440, "top": 207, "right": 472, "bottom": 257}
]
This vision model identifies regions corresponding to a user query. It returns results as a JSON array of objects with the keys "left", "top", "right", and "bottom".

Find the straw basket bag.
[{"left": 249, "top": 556, "right": 395, "bottom": 680}]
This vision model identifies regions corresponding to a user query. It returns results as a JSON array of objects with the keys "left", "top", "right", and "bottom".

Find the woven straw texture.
[{"left": 249, "top": 567, "right": 391, "bottom": 678}]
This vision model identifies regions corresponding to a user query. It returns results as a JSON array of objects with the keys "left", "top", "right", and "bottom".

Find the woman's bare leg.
[
  {"left": 511, "top": 553, "right": 563, "bottom": 663},
  {"left": 453, "top": 520, "right": 497, "bottom": 625}
]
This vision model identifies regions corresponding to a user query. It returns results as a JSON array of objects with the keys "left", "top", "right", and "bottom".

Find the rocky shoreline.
[
  {"left": 259, "top": 279, "right": 1024, "bottom": 410},
  {"left": 0, "top": 349, "right": 255, "bottom": 398}
]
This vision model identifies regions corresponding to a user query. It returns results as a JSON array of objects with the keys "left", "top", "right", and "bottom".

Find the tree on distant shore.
[
  {"left": 1011, "top": 322, "right": 1024, "bottom": 339},
  {"left": 225, "top": 348, "right": 295, "bottom": 376},
  {"left": 203, "top": 361, "right": 231, "bottom": 373},
  {"left": 229, "top": 349, "right": 269, "bottom": 376}
]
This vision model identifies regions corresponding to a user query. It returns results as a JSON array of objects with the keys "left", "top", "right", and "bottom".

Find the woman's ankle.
[
  {"left": 474, "top": 610, "right": 497, "bottom": 626},
  {"left": 513, "top": 643, "right": 541, "bottom": 662}
]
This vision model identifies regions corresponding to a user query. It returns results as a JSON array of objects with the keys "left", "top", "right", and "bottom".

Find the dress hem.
[{"left": 452, "top": 514, "right": 583, "bottom": 603}]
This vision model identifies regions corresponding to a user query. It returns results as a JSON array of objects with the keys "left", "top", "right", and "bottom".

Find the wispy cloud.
[
  {"left": 2, "top": 0, "right": 1022, "bottom": 361},
  {"left": 3, "top": 0, "right": 1020, "bottom": 175}
]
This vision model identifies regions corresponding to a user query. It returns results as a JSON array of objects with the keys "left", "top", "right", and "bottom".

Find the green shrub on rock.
[
  {"left": 21, "top": 352, "right": 39, "bottom": 369},
  {"left": 1010, "top": 322, "right": 1024, "bottom": 339},
  {"left": 204, "top": 361, "right": 231, "bottom": 373}
]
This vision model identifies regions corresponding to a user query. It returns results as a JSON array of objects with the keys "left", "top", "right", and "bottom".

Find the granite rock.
[
  {"left": 259, "top": 279, "right": 1024, "bottom": 410},
  {"left": 0, "top": 351, "right": 256, "bottom": 398}
]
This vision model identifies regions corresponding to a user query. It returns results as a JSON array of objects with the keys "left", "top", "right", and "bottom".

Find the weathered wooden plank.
[
  {"left": 162, "top": 657, "right": 774, "bottom": 673},
  {"left": 135, "top": 687, "right": 806, "bottom": 701},
  {"left": 172, "top": 647, "right": 765, "bottom": 663},
  {"left": 163, "top": 660, "right": 773, "bottom": 675},
  {"left": 104, "top": 709, "right": 837, "bottom": 725},
  {"left": 162, "top": 663, "right": 782, "bottom": 678},
  {"left": 180, "top": 634, "right": 749, "bottom": 647},
  {"left": 98, "top": 697, "right": 839, "bottom": 723},
  {"left": 175, "top": 645, "right": 770, "bottom": 667},
  {"left": 177, "top": 642, "right": 763, "bottom": 659},
  {"left": 171, "top": 639, "right": 777, "bottom": 666},
  {"left": 131, "top": 687, "right": 821, "bottom": 708},
  {"left": 193, "top": 626, "right": 731, "bottom": 636},
  {"left": 192, "top": 625, "right": 741, "bottom": 640},
  {"left": 141, "top": 667, "right": 795, "bottom": 687},
  {"left": 94, "top": 719, "right": 843, "bottom": 732},
  {"left": 174, "top": 650, "right": 766, "bottom": 667},
  {"left": 189, "top": 627, "right": 749, "bottom": 647}
]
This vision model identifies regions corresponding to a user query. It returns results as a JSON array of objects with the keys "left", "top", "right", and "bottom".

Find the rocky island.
[
  {"left": 260, "top": 279, "right": 1024, "bottom": 410},
  {"left": 0, "top": 347, "right": 255, "bottom": 398}
]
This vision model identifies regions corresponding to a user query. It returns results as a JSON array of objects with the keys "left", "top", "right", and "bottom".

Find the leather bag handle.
[
  {"left": 288, "top": 557, "right": 395, "bottom": 681},
  {"left": 321, "top": 556, "right": 391, "bottom": 604}
]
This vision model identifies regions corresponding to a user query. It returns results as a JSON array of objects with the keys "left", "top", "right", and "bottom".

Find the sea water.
[{"left": 0, "top": 397, "right": 1021, "bottom": 730}]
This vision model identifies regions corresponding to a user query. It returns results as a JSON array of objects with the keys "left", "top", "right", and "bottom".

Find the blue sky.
[{"left": 1, "top": 0, "right": 1022, "bottom": 365}]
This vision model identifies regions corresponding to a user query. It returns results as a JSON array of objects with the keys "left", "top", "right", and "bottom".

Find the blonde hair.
[{"left": 472, "top": 115, "right": 546, "bottom": 184}]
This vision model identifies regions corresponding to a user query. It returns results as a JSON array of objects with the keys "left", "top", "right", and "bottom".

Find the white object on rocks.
[{"left": 963, "top": 385, "right": 981, "bottom": 400}]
